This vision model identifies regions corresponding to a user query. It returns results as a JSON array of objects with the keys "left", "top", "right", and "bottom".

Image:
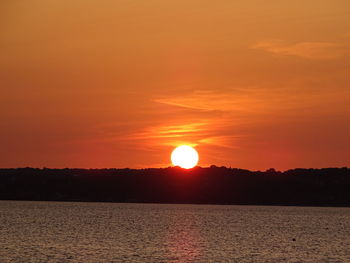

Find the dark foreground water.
[{"left": 0, "top": 201, "right": 349, "bottom": 263}]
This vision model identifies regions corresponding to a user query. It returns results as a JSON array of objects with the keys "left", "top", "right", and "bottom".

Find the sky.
[{"left": 1, "top": 0, "right": 350, "bottom": 170}]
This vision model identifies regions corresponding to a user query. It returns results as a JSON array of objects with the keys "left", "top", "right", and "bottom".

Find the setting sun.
[{"left": 171, "top": 145, "right": 199, "bottom": 169}]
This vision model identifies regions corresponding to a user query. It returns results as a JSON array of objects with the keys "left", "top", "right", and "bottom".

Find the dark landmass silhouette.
[{"left": 0, "top": 166, "right": 349, "bottom": 206}]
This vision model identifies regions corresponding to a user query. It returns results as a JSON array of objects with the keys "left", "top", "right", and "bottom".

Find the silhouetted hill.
[{"left": 0, "top": 167, "right": 349, "bottom": 206}]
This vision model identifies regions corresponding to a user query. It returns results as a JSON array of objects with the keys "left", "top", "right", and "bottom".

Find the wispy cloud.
[
  {"left": 252, "top": 40, "right": 349, "bottom": 60},
  {"left": 123, "top": 120, "right": 240, "bottom": 149},
  {"left": 154, "top": 88, "right": 265, "bottom": 113},
  {"left": 153, "top": 87, "right": 318, "bottom": 114},
  {"left": 81, "top": 86, "right": 350, "bottom": 154},
  {"left": 123, "top": 87, "right": 316, "bottom": 150}
]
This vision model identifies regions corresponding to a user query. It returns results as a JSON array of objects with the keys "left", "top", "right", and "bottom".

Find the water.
[{"left": 0, "top": 201, "right": 349, "bottom": 263}]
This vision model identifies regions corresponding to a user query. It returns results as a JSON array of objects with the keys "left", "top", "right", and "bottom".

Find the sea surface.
[{"left": 0, "top": 201, "right": 349, "bottom": 263}]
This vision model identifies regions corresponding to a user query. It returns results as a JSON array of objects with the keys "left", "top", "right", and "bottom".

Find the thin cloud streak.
[
  {"left": 252, "top": 40, "right": 350, "bottom": 60},
  {"left": 154, "top": 87, "right": 335, "bottom": 115},
  {"left": 122, "top": 120, "right": 241, "bottom": 149}
]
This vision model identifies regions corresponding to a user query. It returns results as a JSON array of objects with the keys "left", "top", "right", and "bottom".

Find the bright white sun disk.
[{"left": 171, "top": 145, "right": 199, "bottom": 169}]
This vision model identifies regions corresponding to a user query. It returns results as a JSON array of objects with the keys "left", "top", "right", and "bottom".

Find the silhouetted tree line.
[{"left": 0, "top": 166, "right": 349, "bottom": 206}]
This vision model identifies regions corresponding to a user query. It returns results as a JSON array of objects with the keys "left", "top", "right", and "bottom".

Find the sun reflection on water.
[{"left": 163, "top": 213, "right": 203, "bottom": 262}]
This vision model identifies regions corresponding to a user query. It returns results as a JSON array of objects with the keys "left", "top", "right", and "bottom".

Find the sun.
[{"left": 171, "top": 145, "right": 199, "bottom": 169}]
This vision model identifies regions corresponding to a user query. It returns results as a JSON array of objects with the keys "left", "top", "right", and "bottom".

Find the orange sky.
[{"left": 1, "top": 0, "right": 350, "bottom": 170}]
